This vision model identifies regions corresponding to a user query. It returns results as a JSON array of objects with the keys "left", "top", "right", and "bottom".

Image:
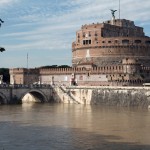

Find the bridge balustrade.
[{"left": 0, "top": 84, "right": 52, "bottom": 89}]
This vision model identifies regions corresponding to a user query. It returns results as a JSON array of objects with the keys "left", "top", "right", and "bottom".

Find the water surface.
[{"left": 0, "top": 103, "right": 150, "bottom": 150}]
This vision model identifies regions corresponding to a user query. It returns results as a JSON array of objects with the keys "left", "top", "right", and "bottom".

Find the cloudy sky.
[{"left": 0, "top": 0, "right": 150, "bottom": 68}]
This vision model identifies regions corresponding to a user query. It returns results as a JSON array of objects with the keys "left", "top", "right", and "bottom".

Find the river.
[{"left": 0, "top": 103, "right": 150, "bottom": 150}]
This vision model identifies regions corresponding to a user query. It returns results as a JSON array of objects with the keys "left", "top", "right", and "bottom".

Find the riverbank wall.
[{"left": 63, "top": 86, "right": 150, "bottom": 107}]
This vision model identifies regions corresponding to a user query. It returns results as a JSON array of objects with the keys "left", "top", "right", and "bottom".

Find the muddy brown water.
[{"left": 0, "top": 103, "right": 150, "bottom": 150}]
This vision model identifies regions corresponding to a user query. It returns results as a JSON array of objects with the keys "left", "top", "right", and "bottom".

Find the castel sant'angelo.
[{"left": 10, "top": 10, "right": 150, "bottom": 86}]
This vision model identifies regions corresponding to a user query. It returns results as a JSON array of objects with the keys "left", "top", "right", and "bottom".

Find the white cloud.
[
  {"left": 0, "top": 0, "right": 18, "bottom": 6},
  {"left": 0, "top": 0, "right": 150, "bottom": 67}
]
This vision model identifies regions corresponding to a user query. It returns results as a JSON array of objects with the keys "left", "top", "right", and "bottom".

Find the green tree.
[
  {"left": 40, "top": 65, "right": 71, "bottom": 69},
  {"left": 59, "top": 65, "right": 71, "bottom": 68},
  {"left": 0, "top": 68, "right": 10, "bottom": 83}
]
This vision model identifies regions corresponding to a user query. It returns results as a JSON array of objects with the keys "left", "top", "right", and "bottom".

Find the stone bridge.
[
  {"left": 0, "top": 84, "right": 81, "bottom": 105},
  {"left": 1, "top": 84, "right": 150, "bottom": 107},
  {"left": 0, "top": 84, "right": 54, "bottom": 104}
]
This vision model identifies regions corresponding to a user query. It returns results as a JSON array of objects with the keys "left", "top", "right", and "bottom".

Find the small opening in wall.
[
  {"left": 135, "top": 40, "right": 141, "bottom": 44},
  {"left": 122, "top": 39, "right": 129, "bottom": 44},
  {"left": 115, "top": 40, "right": 118, "bottom": 43},
  {"left": 145, "top": 41, "right": 150, "bottom": 45}
]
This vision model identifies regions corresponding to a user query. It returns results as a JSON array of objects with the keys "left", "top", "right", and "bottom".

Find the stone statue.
[
  {"left": 110, "top": 9, "right": 117, "bottom": 18},
  {"left": 0, "top": 18, "right": 4, "bottom": 27}
]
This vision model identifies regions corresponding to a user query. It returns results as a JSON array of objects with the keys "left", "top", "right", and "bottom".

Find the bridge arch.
[
  {"left": 0, "top": 92, "right": 8, "bottom": 104},
  {"left": 20, "top": 89, "right": 48, "bottom": 103}
]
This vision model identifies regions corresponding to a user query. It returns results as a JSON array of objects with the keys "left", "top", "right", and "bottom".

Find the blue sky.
[{"left": 0, "top": 0, "right": 150, "bottom": 68}]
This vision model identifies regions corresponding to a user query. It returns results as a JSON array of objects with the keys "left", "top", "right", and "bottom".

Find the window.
[
  {"left": 86, "top": 40, "right": 88, "bottom": 44},
  {"left": 135, "top": 40, "right": 141, "bottom": 44},
  {"left": 115, "top": 40, "right": 118, "bottom": 43},
  {"left": 83, "top": 40, "right": 86, "bottom": 45},
  {"left": 87, "top": 72, "right": 90, "bottom": 77},
  {"left": 122, "top": 39, "right": 129, "bottom": 44},
  {"left": 83, "top": 40, "right": 91, "bottom": 45},
  {"left": 78, "top": 34, "right": 80, "bottom": 38},
  {"left": 89, "top": 32, "right": 91, "bottom": 37},
  {"left": 83, "top": 33, "right": 85, "bottom": 37},
  {"left": 145, "top": 41, "right": 150, "bottom": 45}
]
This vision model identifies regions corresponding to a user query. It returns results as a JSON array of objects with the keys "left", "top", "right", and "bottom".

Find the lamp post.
[{"left": 0, "top": 18, "right": 5, "bottom": 52}]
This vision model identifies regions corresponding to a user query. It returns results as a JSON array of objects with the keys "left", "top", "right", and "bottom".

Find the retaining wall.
[{"left": 66, "top": 86, "right": 150, "bottom": 107}]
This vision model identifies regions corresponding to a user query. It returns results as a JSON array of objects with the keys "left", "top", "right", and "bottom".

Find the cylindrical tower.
[{"left": 72, "top": 19, "right": 150, "bottom": 67}]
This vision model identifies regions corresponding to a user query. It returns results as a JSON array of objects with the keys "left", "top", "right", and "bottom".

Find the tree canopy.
[
  {"left": 0, "top": 68, "right": 10, "bottom": 83},
  {"left": 39, "top": 65, "right": 71, "bottom": 69},
  {"left": 0, "top": 47, "right": 5, "bottom": 52}
]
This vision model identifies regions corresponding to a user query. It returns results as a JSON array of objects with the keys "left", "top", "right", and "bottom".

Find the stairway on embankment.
[{"left": 52, "top": 85, "right": 81, "bottom": 104}]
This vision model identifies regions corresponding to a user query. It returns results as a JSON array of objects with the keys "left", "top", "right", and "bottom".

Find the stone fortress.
[{"left": 9, "top": 12, "right": 150, "bottom": 86}]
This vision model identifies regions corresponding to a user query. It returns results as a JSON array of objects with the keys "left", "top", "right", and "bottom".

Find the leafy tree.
[
  {"left": 0, "top": 68, "right": 10, "bottom": 83},
  {"left": 0, "top": 47, "right": 5, "bottom": 52},
  {"left": 59, "top": 65, "right": 71, "bottom": 68},
  {"left": 40, "top": 65, "right": 58, "bottom": 69},
  {"left": 40, "top": 65, "right": 71, "bottom": 69}
]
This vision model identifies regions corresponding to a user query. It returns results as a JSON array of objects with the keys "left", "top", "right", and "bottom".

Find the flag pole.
[
  {"left": 27, "top": 53, "right": 29, "bottom": 85},
  {"left": 119, "top": 0, "right": 120, "bottom": 19},
  {"left": 27, "top": 53, "right": 28, "bottom": 69}
]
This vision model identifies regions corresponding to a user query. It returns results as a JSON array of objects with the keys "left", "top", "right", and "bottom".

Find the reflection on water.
[{"left": 0, "top": 103, "right": 150, "bottom": 150}]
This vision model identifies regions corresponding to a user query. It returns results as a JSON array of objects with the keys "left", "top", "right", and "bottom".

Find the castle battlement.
[{"left": 39, "top": 65, "right": 125, "bottom": 75}]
